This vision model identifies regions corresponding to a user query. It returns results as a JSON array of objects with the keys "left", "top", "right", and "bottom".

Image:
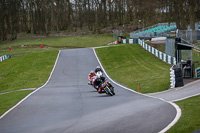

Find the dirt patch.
[
  {"left": 147, "top": 42, "right": 165, "bottom": 48},
  {"left": 146, "top": 41, "right": 165, "bottom": 48}
]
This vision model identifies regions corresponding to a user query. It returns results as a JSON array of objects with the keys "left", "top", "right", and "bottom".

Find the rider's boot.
[
  {"left": 88, "top": 81, "right": 91, "bottom": 85},
  {"left": 98, "top": 87, "right": 103, "bottom": 94}
]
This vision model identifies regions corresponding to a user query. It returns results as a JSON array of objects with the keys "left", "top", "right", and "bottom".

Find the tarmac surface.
[
  {"left": 148, "top": 79, "right": 200, "bottom": 102},
  {"left": 0, "top": 48, "right": 184, "bottom": 133}
]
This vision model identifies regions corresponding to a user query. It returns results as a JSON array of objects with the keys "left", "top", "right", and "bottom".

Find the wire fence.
[
  {"left": 165, "top": 37, "right": 175, "bottom": 57},
  {"left": 177, "top": 30, "right": 200, "bottom": 43},
  {"left": 112, "top": 30, "right": 122, "bottom": 42}
]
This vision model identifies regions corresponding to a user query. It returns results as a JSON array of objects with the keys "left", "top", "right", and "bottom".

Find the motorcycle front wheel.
[{"left": 104, "top": 86, "right": 114, "bottom": 96}]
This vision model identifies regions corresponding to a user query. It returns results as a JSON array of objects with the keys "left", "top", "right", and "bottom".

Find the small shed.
[
  {"left": 117, "top": 36, "right": 126, "bottom": 43},
  {"left": 175, "top": 38, "right": 193, "bottom": 78}
]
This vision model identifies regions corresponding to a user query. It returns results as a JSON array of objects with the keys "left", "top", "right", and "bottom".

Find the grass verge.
[
  {"left": 0, "top": 50, "right": 58, "bottom": 93},
  {"left": 0, "top": 49, "right": 58, "bottom": 115},
  {"left": 95, "top": 44, "right": 171, "bottom": 93},
  {"left": 0, "top": 34, "right": 113, "bottom": 52},
  {"left": 167, "top": 95, "right": 200, "bottom": 133},
  {"left": 0, "top": 91, "right": 33, "bottom": 116}
]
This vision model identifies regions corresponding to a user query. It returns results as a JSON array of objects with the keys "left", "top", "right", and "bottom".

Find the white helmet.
[
  {"left": 90, "top": 70, "right": 94, "bottom": 75},
  {"left": 96, "top": 71, "right": 102, "bottom": 78}
]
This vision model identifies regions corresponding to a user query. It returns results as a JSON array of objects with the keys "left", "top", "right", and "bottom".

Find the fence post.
[
  {"left": 152, "top": 47, "right": 154, "bottom": 54},
  {"left": 123, "top": 39, "right": 126, "bottom": 44},
  {"left": 164, "top": 53, "right": 166, "bottom": 62},
  {"left": 129, "top": 39, "right": 133, "bottom": 44},
  {"left": 146, "top": 44, "right": 148, "bottom": 50},
  {"left": 149, "top": 45, "right": 151, "bottom": 52}
]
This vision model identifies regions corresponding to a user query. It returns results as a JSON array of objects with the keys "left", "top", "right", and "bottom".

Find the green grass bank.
[
  {"left": 167, "top": 95, "right": 200, "bottom": 133},
  {"left": 95, "top": 44, "right": 171, "bottom": 93}
]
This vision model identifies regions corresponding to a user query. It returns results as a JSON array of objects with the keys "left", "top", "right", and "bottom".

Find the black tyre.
[{"left": 104, "top": 87, "right": 114, "bottom": 96}]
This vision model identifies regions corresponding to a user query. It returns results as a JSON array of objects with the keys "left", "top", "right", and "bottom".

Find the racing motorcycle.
[
  {"left": 88, "top": 71, "right": 115, "bottom": 96},
  {"left": 101, "top": 80, "right": 115, "bottom": 96}
]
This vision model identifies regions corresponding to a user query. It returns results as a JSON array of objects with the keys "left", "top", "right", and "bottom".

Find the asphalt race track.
[{"left": 0, "top": 48, "right": 178, "bottom": 133}]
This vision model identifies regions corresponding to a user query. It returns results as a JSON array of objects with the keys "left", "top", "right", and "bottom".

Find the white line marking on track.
[
  {"left": 147, "top": 79, "right": 200, "bottom": 96},
  {"left": 0, "top": 50, "right": 61, "bottom": 120},
  {"left": 93, "top": 48, "right": 182, "bottom": 133},
  {"left": 0, "top": 88, "right": 36, "bottom": 95},
  {"left": 158, "top": 102, "right": 182, "bottom": 133},
  {"left": 93, "top": 44, "right": 131, "bottom": 49},
  {"left": 171, "top": 93, "right": 200, "bottom": 102}
]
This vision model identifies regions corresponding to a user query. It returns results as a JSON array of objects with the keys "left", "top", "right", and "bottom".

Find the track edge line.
[{"left": 0, "top": 50, "right": 61, "bottom": 120}]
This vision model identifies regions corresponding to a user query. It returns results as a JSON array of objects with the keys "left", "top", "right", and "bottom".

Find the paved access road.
[
  {"left": 0, "top": 48, "right": 178, "bottom": 133},
  {"left": 148, "top": 80, "right": 200, "bottom": 102}
]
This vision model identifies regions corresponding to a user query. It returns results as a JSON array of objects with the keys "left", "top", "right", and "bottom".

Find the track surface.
[{"left": 0, "top": 48, "right": 177, "bottom": 133}]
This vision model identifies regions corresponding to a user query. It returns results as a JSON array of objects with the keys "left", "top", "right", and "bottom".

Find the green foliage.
[
  {"left": 96, "top": 44, "right": 171, "bottom": 93},
  {"left": 193, "top": 52, "right": 200, "bottom": 68}
]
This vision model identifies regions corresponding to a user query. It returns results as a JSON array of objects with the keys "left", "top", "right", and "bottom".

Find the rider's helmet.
[
  {"left": 96, "top": 66, "right": 100, "bottom": 71},
  {"left": 90, "top": 70, "right": 94, "bottom": 76}
]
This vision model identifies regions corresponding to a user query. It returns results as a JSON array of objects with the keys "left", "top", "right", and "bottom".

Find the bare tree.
[{"left": 0, "top": 0, "right": 199, "bottom": 41}]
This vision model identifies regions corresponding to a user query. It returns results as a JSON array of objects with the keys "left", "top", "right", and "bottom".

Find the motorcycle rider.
[
  {"left": 95, "top": 66, "right": 103, "bottom": 73},
  {"left": 93, "top": 71, "right": 105, "bottom": 92},
  {"left": 88, "top": 70, "right": 96, "bottom": 85},
  {"left": 89, "top": 66, "right": 114, "bottom": 95}
]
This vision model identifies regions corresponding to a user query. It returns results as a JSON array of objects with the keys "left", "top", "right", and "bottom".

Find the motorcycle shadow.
[
  {"left": 88, "top": 90, "right": 98, "bottom": 92},
  {"left": 96, "top": 94, "right": 115, "bottom": 97}
]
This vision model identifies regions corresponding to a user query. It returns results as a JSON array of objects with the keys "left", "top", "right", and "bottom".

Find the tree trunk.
[{"left": 189, "top": 0, "right": 195, "bottom": 30}]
